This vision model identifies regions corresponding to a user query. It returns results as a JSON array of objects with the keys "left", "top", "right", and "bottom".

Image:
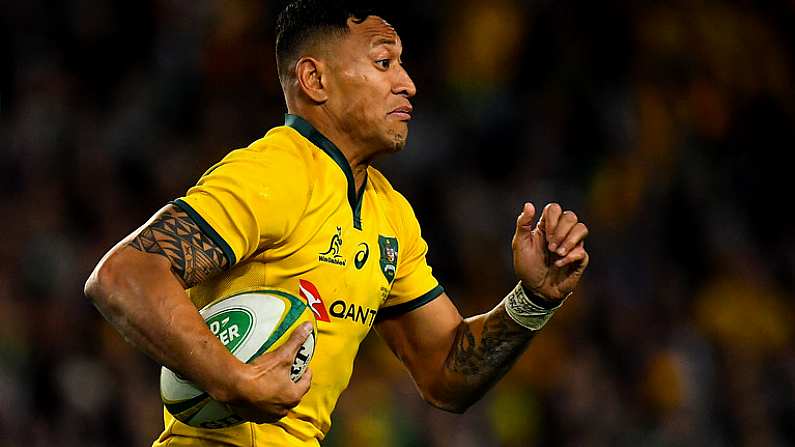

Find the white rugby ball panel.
[
  {"left": 199, "top": 292, "right": 287, "bottom": 363},
  {"left": 160, "top": 367, "right": 203, "bottom": 401},
  {"left": 245, "top": 290, "right": 312, "bottom": 361},
  {"left": 160, "top": 289, "right": 315, "bottom": 429}
]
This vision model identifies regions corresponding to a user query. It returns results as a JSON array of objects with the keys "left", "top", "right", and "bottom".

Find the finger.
[
  {"left": 550, "top": 210, "right": 578, "bottom": 254},
  {"left": 554, "top": 244, "right": 587, "bottom": 268},
  {"left": 539, "top": 203, "right": 562, "bottom": 249},
  {"left": 557, "top": 222, "right": 588, "bottom": 256},
  {"left": 555, "top": 219, "right": 587, "bottom": 257},
  {"left": 285, "top": 369, "right": 313, "bottom": 409},
  {"left": 294, "top": 368, "right": 313, "bottom": 397},
  {"left": 276, "top": 322, "right": 313, "bottom": 361},
  {"left": 515, "top": 202, "right": 536, "bottom": 232}
]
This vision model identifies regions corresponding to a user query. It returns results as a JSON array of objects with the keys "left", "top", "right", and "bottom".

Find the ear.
[{"left": 295, "top": 57, "right": 329, "bottom": 103}]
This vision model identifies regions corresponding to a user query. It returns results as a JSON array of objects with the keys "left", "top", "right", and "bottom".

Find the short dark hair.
[{"left": 275, "top": 0, "right": 383, "bottom": 84}]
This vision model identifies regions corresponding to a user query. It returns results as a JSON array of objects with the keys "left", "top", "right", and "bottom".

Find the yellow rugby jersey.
[{"left": 153, "top": 114, "right": 443, "bottom": 447}]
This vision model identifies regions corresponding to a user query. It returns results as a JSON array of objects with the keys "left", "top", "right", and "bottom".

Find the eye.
[{"left": 376, "top": 59, "right": 391, "bottom": 70}]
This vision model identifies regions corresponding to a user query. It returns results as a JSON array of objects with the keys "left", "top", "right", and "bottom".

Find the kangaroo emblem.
[{"left": 318, "top": 226, "right": 346, "bottom": 266}]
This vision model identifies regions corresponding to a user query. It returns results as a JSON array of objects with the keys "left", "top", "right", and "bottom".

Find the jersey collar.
[{"left": 285, "top": 114, "right": 366, "bottom": 230}]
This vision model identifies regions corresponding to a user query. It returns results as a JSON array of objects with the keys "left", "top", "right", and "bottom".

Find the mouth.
[{"left": 388, "top": 105, "right": 413, "bottom": 121}]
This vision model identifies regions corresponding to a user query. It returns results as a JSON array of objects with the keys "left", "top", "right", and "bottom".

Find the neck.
[{"left": 289, "top": 108, "right": 371, "bottom": 192}]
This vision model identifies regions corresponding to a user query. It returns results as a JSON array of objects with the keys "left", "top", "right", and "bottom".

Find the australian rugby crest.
[{"left": 378, "top": 235, "right": 398, "bottom": 283}]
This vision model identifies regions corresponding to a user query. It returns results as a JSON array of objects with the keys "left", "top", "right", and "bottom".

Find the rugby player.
[{"left": 85, "top": 1, "right": 590, "bottom": 445}]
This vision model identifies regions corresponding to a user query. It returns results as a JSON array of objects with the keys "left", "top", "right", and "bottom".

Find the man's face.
[{"left": 324, "top": 16, "right": 416, "bottom": 154}]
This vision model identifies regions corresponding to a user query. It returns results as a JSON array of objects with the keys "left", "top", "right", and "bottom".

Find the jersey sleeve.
[
  {"left": 377, "top": 193, "right": 444, "bottom": 321},
  {"left": 173, "top": 144, "right": 311, "bottom": 267}
]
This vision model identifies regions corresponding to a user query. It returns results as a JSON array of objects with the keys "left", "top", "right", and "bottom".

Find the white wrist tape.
[{"left": 503, "top": 282, "right": 564, "bottom": 331}]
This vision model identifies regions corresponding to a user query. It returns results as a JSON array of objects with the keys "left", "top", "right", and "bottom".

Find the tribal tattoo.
[
  {"left": 446, "top": 306, "right": 535, "bottom": 383},
  {"left": 127, "top": 205, "right": 229, "bottom": 287}
]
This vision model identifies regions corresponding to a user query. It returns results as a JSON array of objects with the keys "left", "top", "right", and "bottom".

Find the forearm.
[
  {"left": 85, "top": 246, "right": 241, "bottom": 400},
  {"left": 382, "top": 202, "right": 588, "bottom": 413},
  {"left": 430, "top": 303, "right": 535, "bottom": 412}
]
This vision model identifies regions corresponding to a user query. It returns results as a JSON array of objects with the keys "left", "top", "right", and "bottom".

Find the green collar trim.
[{"left": 285, "top": 114, "right": 365, "bottom": 230}]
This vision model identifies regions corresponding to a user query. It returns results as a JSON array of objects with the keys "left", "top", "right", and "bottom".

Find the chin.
[
  {"left": 384, "top": 126, "right": 408, "bottom": 152},
  {"left": 388, "top": 133, "right": 407, "bottom": 152}
]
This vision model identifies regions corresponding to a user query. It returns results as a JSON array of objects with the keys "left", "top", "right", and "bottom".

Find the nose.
[{"left": 393, "top": 65, "right": 417, "bottom": 99}]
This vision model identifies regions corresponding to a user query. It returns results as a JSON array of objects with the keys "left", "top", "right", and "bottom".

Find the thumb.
[
  {"left": 516, "top": 202, "right": 536, "bottom": 233},
  {"left": 278, "top": 322, "right": 313, "bottom": 360}
]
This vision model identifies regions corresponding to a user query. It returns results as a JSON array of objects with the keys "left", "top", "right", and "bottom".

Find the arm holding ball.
[{"left": 84, "top": 204, "right": 312, "bottom": 423}]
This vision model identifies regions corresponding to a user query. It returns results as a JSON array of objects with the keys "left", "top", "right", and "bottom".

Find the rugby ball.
[{"left": 160, "top": 289, "right": 317, "bottom": 429}]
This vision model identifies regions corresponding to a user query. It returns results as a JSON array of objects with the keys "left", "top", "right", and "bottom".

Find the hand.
[
  {"left": 512, "top": 202, "right": 589, "bottom": 302},
  {"left": 217, "top": 322, "right": 314, "bottom": 423}
]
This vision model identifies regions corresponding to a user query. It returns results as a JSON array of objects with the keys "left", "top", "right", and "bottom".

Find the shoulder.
[
  {"left": 203, "top": 126, "right": 316, "bottom": 179},
  {"left": 367, "top": 167, "right": 420, "bottom": 231},
  {"left": 237, "top": 126, "right": 314, "bottom": 165},
  {"left": 368, "top": 167, "right": 412, "bottom": 208}
]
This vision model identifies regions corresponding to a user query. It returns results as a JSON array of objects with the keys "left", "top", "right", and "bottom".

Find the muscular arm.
[
  {"left": 376, "top": 293, "right": 534, "bottom": 413},
  {"left": 85, "top": 204, "right": 240, "bottom": 399},
  {"left": 377, "top": 202, "right": 589, "bottom": 413},
  {"left": 126, "top": 205, "right": 230, "bottom": 286},
  {"left": 85, "top": 205, "right": 310, "bottom": 421}
]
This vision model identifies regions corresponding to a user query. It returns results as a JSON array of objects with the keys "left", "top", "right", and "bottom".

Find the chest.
[{"left": 261, "top": 185, "right": 402, "bottom": 341}]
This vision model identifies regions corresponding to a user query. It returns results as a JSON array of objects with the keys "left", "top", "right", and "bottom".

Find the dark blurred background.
[{"left": 2, "top": 0, "right": 794, "bottom": 445}]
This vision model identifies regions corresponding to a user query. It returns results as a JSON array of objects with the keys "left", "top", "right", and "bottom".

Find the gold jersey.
[{"left": 153, "top": 115, "right": 443, "bottom": 446}]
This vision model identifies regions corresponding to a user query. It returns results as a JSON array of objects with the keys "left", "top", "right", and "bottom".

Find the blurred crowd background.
[{"left": 2, "top": 0, "right": 794, "bottom": 445}]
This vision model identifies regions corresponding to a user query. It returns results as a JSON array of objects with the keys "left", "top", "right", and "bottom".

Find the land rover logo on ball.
[{"left": 206, "top": 308, "right": 253, "bottom": 354}]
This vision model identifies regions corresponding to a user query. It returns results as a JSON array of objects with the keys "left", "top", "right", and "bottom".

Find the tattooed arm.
[
  {"left": 376, "top": 293, "right": 535, "bottom": 413},
  {"left": 376, "top": 202, "right": 589, "bottom": 413},
  {"left": 84, "top": 204, "right": 312, "bottom": 423},
  {"left": 125, "top": 205, "right": 230, "bottom": 286}
]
